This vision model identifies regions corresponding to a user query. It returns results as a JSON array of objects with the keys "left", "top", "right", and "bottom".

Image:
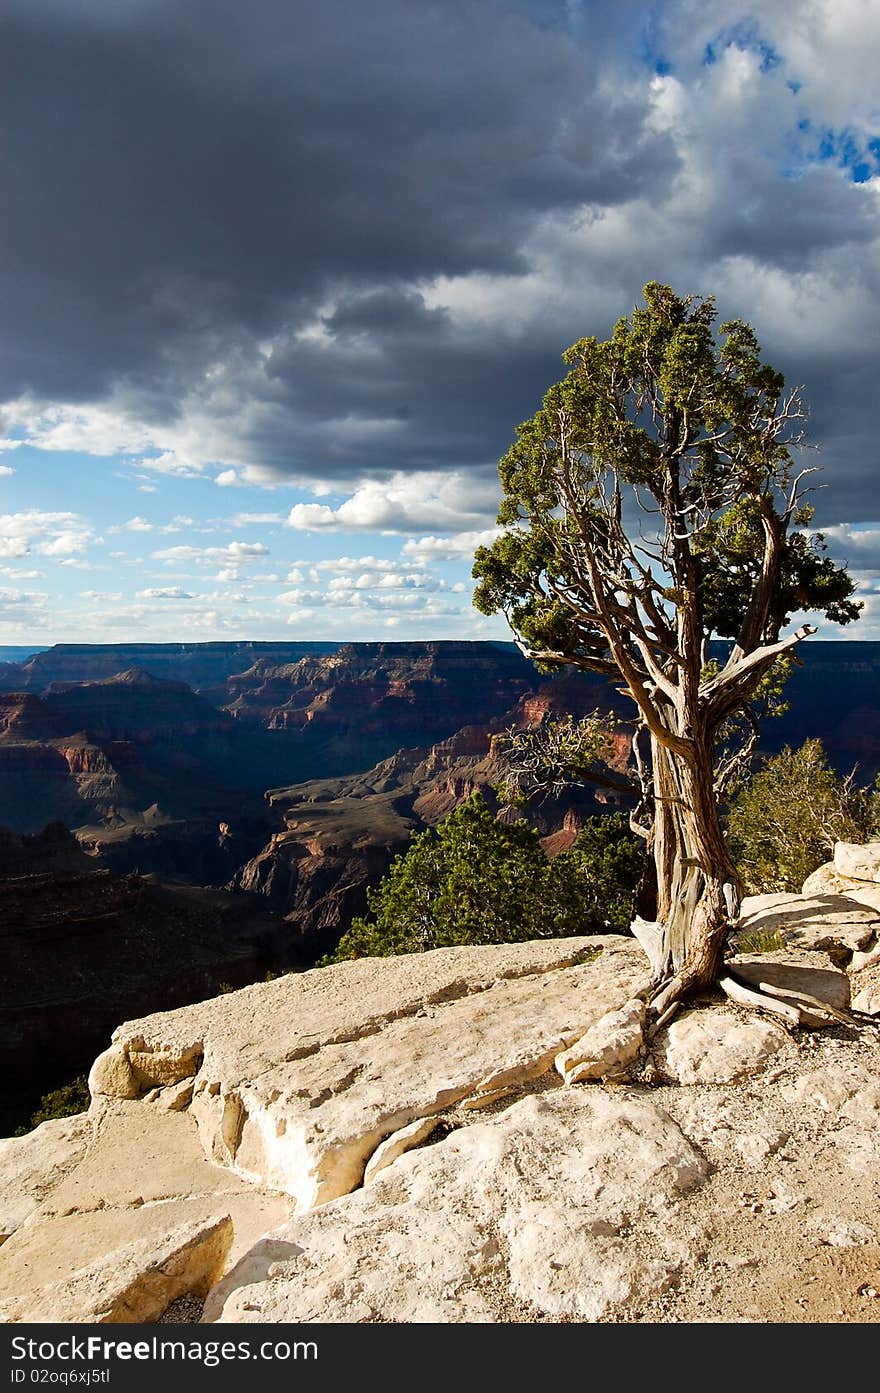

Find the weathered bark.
[{"left": 646, "top": 727, "right": 741, "bottom": 1014}]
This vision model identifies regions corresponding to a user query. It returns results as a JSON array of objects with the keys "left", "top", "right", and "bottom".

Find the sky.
[{"left": 1, "top": 0, "right": 879, "bottom": 646}]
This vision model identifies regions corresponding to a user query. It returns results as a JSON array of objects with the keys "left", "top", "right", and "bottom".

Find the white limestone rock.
[
  {"left": 780, "top": 1065, "right": 878, "bottom": 1113},
  {"left": 0, "top": 1102, "right": 291, "bottom": 1322},
  {"left": 802, "top": 863, "right": 880, "bottom": 915},
  {"left": 735, "top": 892, "right": 878, "bottom": 957},
  {"left": 103, "top": 936, "right": 616, "bottom": 1096},
  {"left": 0, "top": 1216, "right": 233, "bottom": 1324},
  {"left": 0, "top": 1115, "right": 92, "bottom": 1242},
  {"left": 839, "top": 1082, "right": 880, "bottom": 1129},
  {"left": 363, "top": 1116, "right": 441, "bottom": 1185},
  {"left": 99, "top": 936, "right": 647, "bottom": 1212},
  {"left": 554, "top": 997, "right": 646, "bottom": 1084},
  {"left": 204, "top": 1090, "right": 708, "bottom": 1324},
  {"left": 733, "top": 1130, "right": 788, "bottom": 1166},
  {"left": 852, "top": 979, "right": 880, "bottom": 1014},
  {"left": 6, "top": 930, "right": 880, "bottom": 1326},
  {"left": 808, "top": 1214, "right": 875, "bottom": 1248},
  {"left": 88, "top": 1045, "right": 140, "bottom": 1100},
  {"left": 728, "top": 953, "right": 850, "bottom": 1009},
  {"left": 653, "top": 1007, "right": 787, "bottom": 1084},
  {"left": 833, "top": 841, "right": 880, "bottom": 883}
]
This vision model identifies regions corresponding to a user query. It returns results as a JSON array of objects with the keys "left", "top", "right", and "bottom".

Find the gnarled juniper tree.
[{"left": 472, "top": 282, "right": 860, "bottom": 1017}]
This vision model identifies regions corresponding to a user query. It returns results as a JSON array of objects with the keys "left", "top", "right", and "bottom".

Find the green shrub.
[
  {"left": 327, "top": 794, "right": 643, "bottom": 961},
  {"left": 727, "top": 739, "right": 878, "bottom": 894},
  {"left": 552, "top": 812, "right": 646, "bottom": 932},
  {"left": 14, "top": 1075, "right": 90, "bottom": 1134}
]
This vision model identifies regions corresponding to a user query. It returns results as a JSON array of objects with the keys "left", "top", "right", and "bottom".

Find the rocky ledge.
[{"left": 1, "top": 844, "right": 879, "bottom": 1324}]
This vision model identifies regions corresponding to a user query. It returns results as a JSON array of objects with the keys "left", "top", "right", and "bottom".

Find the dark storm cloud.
[
  {"left": 257, "top": 287, "right": 565, "bottom": 477},
  {"left": 0, "top": 0, "right": 673, "bottom": 404},
  {"left": 3, "top": 0, "right": 879, "bottom": 532}
]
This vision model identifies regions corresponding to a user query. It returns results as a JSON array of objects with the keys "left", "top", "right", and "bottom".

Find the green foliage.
[
  {"left": 14, "top": 1076, "right": 90, "bottom": 1135},
  {"left": 327, "top": 795, "right": 644, "bottom": 960},
  {"left": 727, "top": 739, "right": 878, "bottom": 893},
  {"left": 552, "top": 812, "right": 646, "bottom": 932},
  {"left": 472, "top": 279, "right": 859, "bottom": 670}
]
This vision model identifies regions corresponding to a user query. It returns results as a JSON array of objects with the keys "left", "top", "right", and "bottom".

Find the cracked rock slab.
[
  {"left": 94, "top": 937, "right": 647, "bottom": 1212},
  {"left": 203, "top": 1090, "right": 709, "bottom": 1324},
  {"left": 0, "top": 1115, "right": 92, "bottom": 1242},
  {"left": 363, "top": 1117, "right": 440, "bottom": 1185},
  {"left": 728, "top": 953, "right": 851, "bottom": 1010},
  {"left": 555, "top": 997, "right": 646, "bottom": 1083},
  {"left": 802, "top": 864, "right": 880, "bottom": 917},
  {"left": 0, "top": 1102, "right": 291, "bottom": 1322},
  {"left": 0, "top": 1216, "right": 233, "bottom": 1324},
  {"left": 833, "top": 841, "right": 880, "bottom": 883},
  {"left": 99, "top": 937, "right": 613, "bottom": 1096}
]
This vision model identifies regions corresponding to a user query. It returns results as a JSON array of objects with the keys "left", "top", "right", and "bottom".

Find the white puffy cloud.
[
  {"left": 821, "top": 523, "right": 880, "bottom": 569},
  {"left": 654, "top": 1, "right": 880, "bottom": 137},
  {"left": 0, "top": 511, "right": 94, "bottom": 559},
  {"left": 0, "top": 400, "right": 158, "bottom": 459},
  {"left": 0, "top": 587, "right": 48, "bottom": 626},
  {"left": 138, "top": 451, "right": 205, "bottom": 479},
  {"left": 136, "top": 586, "right": 194, "bottom": 600},
  {"left": 286, "top": 472, "right": 499, "bottom": 534},
  {"left": 152, "top": 541, "right": 269, "bottom": 565},
  {"left": 0, "top": 538, "right": 28, "bottom": 559},
  {"left": 152, "top": 539, "right": 270, "bottom": 583},
  {"left": 402, "top": 529, "right": 502, "bottom": 563},
  {"left": 326, "top": 571, "right": 437, "bottom": 593},
  {"left": 276, "top": 584, "right": 460, "bottom": 617},
  {"left": 287, "top": 554, "right": 421, "bottom": 575}
]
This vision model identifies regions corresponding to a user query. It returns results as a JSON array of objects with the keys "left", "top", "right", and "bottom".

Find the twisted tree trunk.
[{"left": 645, "top": 726, "right": 741, "bottom": 1014}]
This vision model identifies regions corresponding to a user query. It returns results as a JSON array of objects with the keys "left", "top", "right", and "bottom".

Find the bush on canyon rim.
[
  {"left": 329, "top": 793, "right": 643, "bottom": 959},
  {"left": 727, "top": 738, "right": 878, "bottom": 893}
]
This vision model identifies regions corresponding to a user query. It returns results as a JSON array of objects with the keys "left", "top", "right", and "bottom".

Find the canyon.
[{"left": 3, "top": 638, "right": 880, "bottom": 1129}]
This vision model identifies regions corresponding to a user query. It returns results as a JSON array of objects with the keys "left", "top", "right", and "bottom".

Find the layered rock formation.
[
  {"left": 0, "top": 671, "right": 279, "bottom": 835},
  {"left": 2, "top": 851, "right": 879, "bottom": 1325},
  {"left": 0, "top": 644, "right": 542, "bottom": 857},
  {"left": 0, "top": 642, "right": 340, "bottom": 695},
  {"left": 235, "top": 672, "right": 632, "bottom": 951},
  {"left": 220, "top": 641, "right": 538, "bottom": 777},
  {"left": 6, "top": 639, "right": 880, "bottom": 777}
]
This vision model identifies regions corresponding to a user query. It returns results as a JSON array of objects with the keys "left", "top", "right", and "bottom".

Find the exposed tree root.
[
  {"left": 646, "top": 999, "right": 681, "bottom": 1042},
  {"left": 632, "top": 935, "right": 880, "bottom": 1042},
  {"left": 718, "top": 974, "right": 802, "bottom": 1027},
  {"left": 719, "top": 973, "right": 879, "bottom": 1034}
]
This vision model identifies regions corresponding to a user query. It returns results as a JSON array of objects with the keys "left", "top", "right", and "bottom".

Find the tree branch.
[{"left": 702, "top": 623, "right": 817, "bottom": 715}]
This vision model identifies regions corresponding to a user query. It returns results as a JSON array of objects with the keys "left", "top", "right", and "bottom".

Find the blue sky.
[{"left": 2, "top": 0, "right": 880, "bottom": 644}]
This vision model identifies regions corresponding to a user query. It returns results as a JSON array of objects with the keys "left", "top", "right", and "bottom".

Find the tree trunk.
[{"left": 647, "top": 728, "right": 741, "bottom": 1011}]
